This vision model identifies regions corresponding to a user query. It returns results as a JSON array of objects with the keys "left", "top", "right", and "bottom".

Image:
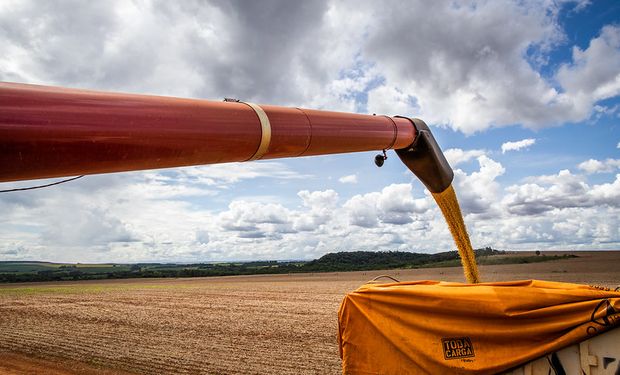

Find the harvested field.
[{"left": 1, "top": 251, "right": 619, "bottom": 374}]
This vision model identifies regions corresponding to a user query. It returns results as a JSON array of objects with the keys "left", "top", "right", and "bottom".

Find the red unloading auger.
[
  {"left": 0, "top": 82, "right": 453, "bottom": 194},
  {"left": 1, "top": 82, "right": 482, "bottom": 282}
]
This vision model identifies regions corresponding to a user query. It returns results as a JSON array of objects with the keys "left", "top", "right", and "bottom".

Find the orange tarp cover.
[{"left": 338, "top": 279, "right": 620, "bottom": 374}]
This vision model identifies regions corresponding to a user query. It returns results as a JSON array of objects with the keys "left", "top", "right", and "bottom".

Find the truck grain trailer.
[{"left": 1, "top": 82, "right": 618, "bottom": 374}]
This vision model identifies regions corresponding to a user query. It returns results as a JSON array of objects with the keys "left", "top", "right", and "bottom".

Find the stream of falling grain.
[{"left": 431, "top": 184, "right": 481, "bottom": 283}]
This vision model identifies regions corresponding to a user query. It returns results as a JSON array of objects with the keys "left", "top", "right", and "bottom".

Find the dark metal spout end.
[{"left": 395, "top": 117, "right": 454, "bottom": 194}]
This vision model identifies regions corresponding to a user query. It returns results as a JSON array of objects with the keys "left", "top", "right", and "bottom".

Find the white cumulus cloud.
[
  {"left": 578, "top": 158, "right": 620, "bottom": 174},
  {"left": 444, "top": 148, "right": 486, "bottom": 167},
  {"left": 502, "top": 170, "right": 620, "bottom": 216},
  {"left": 453, "top": 155, "right": 505, "bottom": 216},
  {"left": 344, "top": 184, "right": 429, "bottom": 228},
  {"left": 338, "top": 174, "right": 358, "bottom": 184},
  {"left": 501, "top": 138, "right": 536, "bottom": 154},
  {"left": 556, "top": 25, "right": 620, "bottom": 105}
]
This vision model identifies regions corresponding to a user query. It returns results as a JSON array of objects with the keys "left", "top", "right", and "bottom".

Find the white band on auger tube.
[{"left": 242, "top": 102, "right": 272, "bottom": 161}]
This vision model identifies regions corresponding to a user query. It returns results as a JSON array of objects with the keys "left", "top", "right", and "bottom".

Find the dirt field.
[{"left": 1, "top": 251, "right": 619, "bottom": 374}]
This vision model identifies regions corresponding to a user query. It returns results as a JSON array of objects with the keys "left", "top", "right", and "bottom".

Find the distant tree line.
[{"left": 0, "top": 248, "right": 576, "bottom": 283}]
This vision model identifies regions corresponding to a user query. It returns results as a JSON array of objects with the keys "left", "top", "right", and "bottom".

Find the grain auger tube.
[
  {"left": 0, "top": 82, "right": 455, "bottom": 189},
  {"left": 0, "top": 82, "right": 479, "bottom": 283}
]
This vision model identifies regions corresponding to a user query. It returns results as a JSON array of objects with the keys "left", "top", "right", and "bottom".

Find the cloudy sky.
[{"left": 1, "top": 0, "right": 619, "bottom": 263}]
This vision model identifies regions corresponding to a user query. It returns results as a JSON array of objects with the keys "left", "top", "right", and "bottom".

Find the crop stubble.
[{"left": 0, "top": 251, "right": 619, "bottom": 374}]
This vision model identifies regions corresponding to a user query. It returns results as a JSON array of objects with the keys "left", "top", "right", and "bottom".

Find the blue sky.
[{"left": 0, "top": 0, "right": 619, "bottom": 262}]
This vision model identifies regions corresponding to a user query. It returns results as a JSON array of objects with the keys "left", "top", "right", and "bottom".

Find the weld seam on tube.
[
  {"left": 385, "top": 116, "right": 398, "bottom": 150},
  {"left": 296, "top": 108, "right": 313, "bottom": 156},
  {"left": 242, "top": 102, "right": 272, "bottom": 161}
]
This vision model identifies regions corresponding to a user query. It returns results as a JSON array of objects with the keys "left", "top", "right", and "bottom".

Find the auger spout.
[{"left": 395, "top": 118, "right": 454, "bottom": 194}]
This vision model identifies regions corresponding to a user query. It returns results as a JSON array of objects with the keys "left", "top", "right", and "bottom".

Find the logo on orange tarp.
[
  {"left": 442, "top": 337, "right": 475, "bottom": 360},
  {"left": 585, "top": 299, "right": 619, "bottom": 336},
  {"left": 590, "top": 299, "right": 619, "bottom": 327}
]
